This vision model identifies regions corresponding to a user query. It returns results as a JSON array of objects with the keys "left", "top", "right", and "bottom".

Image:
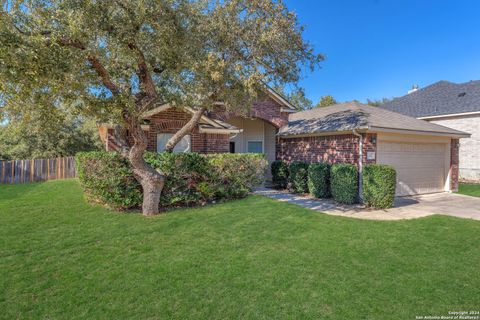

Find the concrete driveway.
[{"left": 255, "top": 188, "right": 480, "bottom": 221}]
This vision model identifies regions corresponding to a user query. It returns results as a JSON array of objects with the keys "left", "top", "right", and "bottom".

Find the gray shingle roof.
[
  {"left": 278, "top": 102, "right": 469, "bottom": 137},
  {"left": 380, "top": 80, "right": 480, "bottom": 118}
]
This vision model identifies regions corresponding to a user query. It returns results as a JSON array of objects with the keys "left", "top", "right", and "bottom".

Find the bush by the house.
[
  {"left": 76, "top": 152, "right": 142, "bottom": 210},
  {"left": 362, "top": 164, "right": 396, "bottom": 209},
  {"left": 76, "top": 151, "right": 267, "bottom": 210},
  {"left": 271, "top": 160, "right": 289, "bottom": 189},
  {"left": 207, "top": 153, "right": 268, "bottom": 199},
  {"left": 331, "top": 164, "right": 358, "bottom": 204},
  {"left": 288, "top": 161, "right": 309, "bottom": 193},
  {"left": 308, "top": 163, "right": 331, "bottom": 198}
]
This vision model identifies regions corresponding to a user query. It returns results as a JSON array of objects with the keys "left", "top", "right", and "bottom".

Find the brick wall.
[
  {"left": 209, "top": 95, "right": 289, "bottom": 128},
  {"left": 277, "top": 133, "right": 377, "bottom": 166},
  {"left": 450, "top": 138, "right": 460, "bottom": 191},
  {"left": 104, "top": 108, "right": 230, "bottom": 153}
]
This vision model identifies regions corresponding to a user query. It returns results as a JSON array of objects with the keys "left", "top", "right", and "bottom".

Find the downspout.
[{"left": 352, "top": 129, "right": 363, "bottom": 202}]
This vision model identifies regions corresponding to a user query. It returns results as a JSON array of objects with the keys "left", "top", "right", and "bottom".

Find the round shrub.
[
  {"left": 288, "top": 161, "right": 309, "bottom": 194},
  {"left": 331, "top": 164, "right": 358, "bottom": 204},
  {"left": 362, "top": 164, "right": 396, "bottom": 209},
  {"left": 271, "top": 160, "right": 289, "bottom": 189},
  {"left": 308, "top": 163, "right": 331, "bottom": 198}
]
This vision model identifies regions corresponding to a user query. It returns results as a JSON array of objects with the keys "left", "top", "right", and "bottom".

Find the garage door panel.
[{"left": 378, "top": 141, "right": 447, "bottom": 196}]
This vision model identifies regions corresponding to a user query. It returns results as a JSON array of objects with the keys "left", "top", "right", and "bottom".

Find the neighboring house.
[
  {"left": 278, "top": 102, "right": 468, "bottom": 196},
  {"left": 99, "top": 96, "right": 470, "bottom": 197},
  {"left": 380, "top": 80, "right": 480, "bottom": 182}
]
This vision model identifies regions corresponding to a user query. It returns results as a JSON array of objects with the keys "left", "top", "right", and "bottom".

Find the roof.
[
  {"left": 380, "top": 80, "right": 480, "bottom": 118},
  {"left": 278, "top": 101, "right": 470, "bottom": 138}
]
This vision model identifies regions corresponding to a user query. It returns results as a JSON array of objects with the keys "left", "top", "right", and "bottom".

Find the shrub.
[
  {"left": 308, "top": 163, "right": 331, "bottom": 198},
  {"left": 362, "top": 164, "right": 396, "bottom": 209},
  {"left": 207, "top": 153, "right": 268, "bottom": 199},
  {"left": 76, "top": 152, "right": 142, "bottom": 210},
  {"left": 271, "top": 160, "right": 289, "bottom": 189},
  {"left": 331, "top": 164, "right": 358, "bottom": 204},
  {"left": 288, "top": 161, "right": 309, "bottom": 193},
  {"left": 76, "top": 151, "right": 268, "bottom": 210},
  {"left": 144, "top": 152, "right": 212, "bottom": 207}
]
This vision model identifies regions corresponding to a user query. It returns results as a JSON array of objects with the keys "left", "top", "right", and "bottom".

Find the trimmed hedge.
[
  {"left": 271, "top": 160, "right": 289, "bottom": 189},
  {"left": 331, "top": 164, "right": 358, "bottom": 204},
  {"left": 308, "top": 163, "right": 331, "bottom": 198},
  {"left": 288, "top": 161, "right": 309, "bottom": 194},
  {"left": 363, "top": 164, "right": 396, "bottom": 209},
  {"left": 76, "top": 151, "right": 267, "bottom": 210}
]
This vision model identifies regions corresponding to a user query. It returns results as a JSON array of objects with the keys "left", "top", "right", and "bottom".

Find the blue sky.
[{"left": 284, "top": 0, "right": 480, "bottom": 104}]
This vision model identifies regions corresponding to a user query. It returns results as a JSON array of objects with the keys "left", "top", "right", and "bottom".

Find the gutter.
[{"left": 352, "top": 129, "right": 363, "bottom": 202}]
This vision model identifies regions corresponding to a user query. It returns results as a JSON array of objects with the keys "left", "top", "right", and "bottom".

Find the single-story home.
[
  {"left": 99, "top": 92, "right": 470, "bottom": 196},
  {"left": 380, "top": 80, "right": 480, "bottom": 182}
]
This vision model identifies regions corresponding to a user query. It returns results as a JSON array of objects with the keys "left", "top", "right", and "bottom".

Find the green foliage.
[
  {"left": 331, "top": 164, "right": 358, "bottom": 204},
  {"left": 207, "top": 153, "right": 268, "bottom": 199},
  {"left": 76, "top": 152, "right": 267, "bottom": 209},
  {"left": 307, "top": 163, "right": 331, "bottom": 198},
  {"left": 288, "top": 161, "right": 309, "bottom": 193},
  {"left": 76, "top": 152, "right": 142, "bottom": 210},
  {"left": 0, "top": 102, "right": 102, "bottom": 160},
  {"left": 316, "top": 95, "right": 337, "bottom": 108},
  {"left": 271, "top": 160, "right": 289, "bottom": 189},
  {"left": 362, "top": 165, "right": 396, "bottom": 209},
  {"left": 365, "top": 97, "right": 393, "bottom": 107}
]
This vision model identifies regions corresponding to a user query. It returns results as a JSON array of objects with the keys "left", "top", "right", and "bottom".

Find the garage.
[
  {"left": 277, "top": 102, "right": 471, "bottom": 197},
  {"left": 377, "top": 137, "right": 450, "bottom": 196}
]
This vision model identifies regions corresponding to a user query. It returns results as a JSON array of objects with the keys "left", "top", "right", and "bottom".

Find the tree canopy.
[
  {"left": 316, "top": 95, "right": 337, "bottom": 108},
  {"left": 0, "top": 0, "right": 322, "bottom": 214}
]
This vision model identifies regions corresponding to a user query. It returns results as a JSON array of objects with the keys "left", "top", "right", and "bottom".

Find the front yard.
[{"left": 1, "top": 180, "right": 479, "bottom": 319}]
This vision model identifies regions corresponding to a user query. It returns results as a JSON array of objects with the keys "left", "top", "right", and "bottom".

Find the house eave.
[
  {"left": 278, "top": 128, "right": 369, "bottom": 139},
  {"left": 417, "top": 110, "right": 480, "bottom": 120},
  {"left": 199, "top": 127, "right": 243, "bottom": 134},
  {"left": 369, "top": 126, "right": 471, "bottom": 138}
]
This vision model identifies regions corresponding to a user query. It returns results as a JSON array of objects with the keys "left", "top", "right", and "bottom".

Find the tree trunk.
[{"left": 123, "top": 119, "right": 165, "bottom": 216}]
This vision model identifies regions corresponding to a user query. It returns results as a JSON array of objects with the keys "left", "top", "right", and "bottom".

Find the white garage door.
[{"left": 377, "top": 141, "right": 448, "bottom": 196}]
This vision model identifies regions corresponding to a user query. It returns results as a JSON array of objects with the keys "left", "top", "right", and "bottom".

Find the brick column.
[{"left": 450, "top": 139, "right": 459, "bottom": 192}]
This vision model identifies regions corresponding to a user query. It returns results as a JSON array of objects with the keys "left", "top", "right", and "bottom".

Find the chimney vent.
[{"left": 408, "top": 84, "right": 419, "bottom": 94}]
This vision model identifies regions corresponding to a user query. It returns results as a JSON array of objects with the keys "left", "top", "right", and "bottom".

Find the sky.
[{"left": 283, "top": 0, "right": 480, "bottom": 104}]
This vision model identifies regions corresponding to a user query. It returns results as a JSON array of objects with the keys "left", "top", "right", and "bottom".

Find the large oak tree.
[{"left": 0, "top": 0, "right": 322, "bottom": 215}]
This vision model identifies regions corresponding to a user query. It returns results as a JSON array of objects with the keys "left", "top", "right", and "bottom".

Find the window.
[
  {"left": 157, "top": 133, "right": 191, "bottom": 153},
  {"left": 247, "top": 141, "right": 263, "bottom": 153}
]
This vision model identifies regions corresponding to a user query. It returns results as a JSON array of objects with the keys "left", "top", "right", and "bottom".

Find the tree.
[
  {"left": 0, "top": 0, "right": 322, "bottom": 215},
  {"left": 272, "top": 86, "right": 313, "bottom": 110},
  {"left": 0, "top": 99, "right": 102, "bottom": 160},
  {"left": 316, "top": 95, "right": 337, "bottom": 108},
  {"left": 366, "top": 97, "right": 392, "bottom": 107}
]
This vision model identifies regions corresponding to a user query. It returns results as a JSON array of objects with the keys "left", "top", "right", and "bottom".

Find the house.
[
  {"left": 99, "top": 96, "right": 470, "bottom": 197},
  {"left": 380, "top": 80, "right": 480, "bottom": 182},
  {"left": 278, "top": 102, "right": 469, "bottom": 196},
  {"left": 98, "top": 88, "right": 296, "bottom": 178}
]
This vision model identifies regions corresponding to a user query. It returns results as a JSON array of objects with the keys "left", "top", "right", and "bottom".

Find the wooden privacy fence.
[{"left": 0, "top": 156, "right": 76, "bottom": 184}]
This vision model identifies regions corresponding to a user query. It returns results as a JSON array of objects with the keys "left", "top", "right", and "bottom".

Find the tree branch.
[
  {"left": 57, "top": 37, "right": 120, "bottom": 95},
  {"left": 128, "top": 43, "right": 157, "bottom": 99},
  {"left": 164, "top": 106, "right": 206, "bottom": 153}
]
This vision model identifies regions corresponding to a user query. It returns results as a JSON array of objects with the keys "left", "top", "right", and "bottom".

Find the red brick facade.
[
  {"left": 450, "top": 139, "right": 460, "bottom": 191},
  {"left": 104, "top": 108, "right": 230, "bottom": 153},
  {"left": 277, "top": 133, "right": 377, "bottom": 167},
  {"left": 209, "top": 95, "right": 290, "bottom": 128}
]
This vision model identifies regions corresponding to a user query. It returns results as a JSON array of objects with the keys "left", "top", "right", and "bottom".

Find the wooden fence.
[{"left": 0, "top": 157, "right": 76, "bottom": 184}]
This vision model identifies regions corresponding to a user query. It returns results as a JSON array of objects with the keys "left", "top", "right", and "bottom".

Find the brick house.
[{"left": 99, "top": 94, "right": 469, "bottom": 196}]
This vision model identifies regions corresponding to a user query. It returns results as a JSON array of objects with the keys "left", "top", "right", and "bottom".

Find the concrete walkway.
[{"left": 254, "top": 188, "right": 480, "bottom": 221}]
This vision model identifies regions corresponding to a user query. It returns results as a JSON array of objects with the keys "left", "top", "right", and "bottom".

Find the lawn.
[
  {"left": 458, "top": 183, "right": 480, "bottom": 197},
  {"left": 1, "top": 180, "right": 479, "bottom": 319}
]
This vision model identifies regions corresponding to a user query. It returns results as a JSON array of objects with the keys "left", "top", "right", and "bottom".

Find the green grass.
[
  {"left": 458, "top": 183, "right": 480, "bottom": 197},
  {"left": 1, "top": 180, "right": 479, "bottom": 319}
]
